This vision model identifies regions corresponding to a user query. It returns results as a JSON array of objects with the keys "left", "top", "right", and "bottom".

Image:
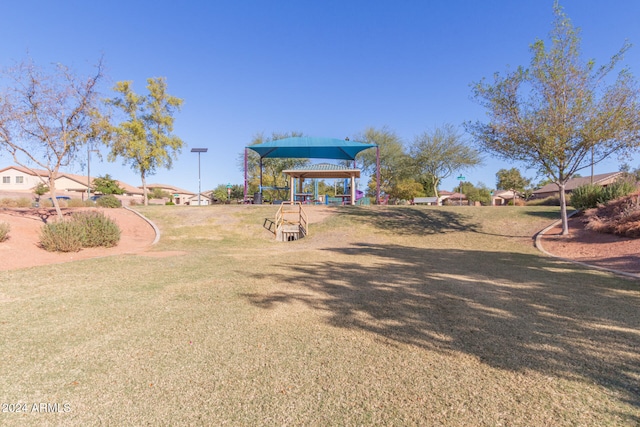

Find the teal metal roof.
[
  {"left": 289, "top": 163, "right": 354, "bottom": 171},
  {"left": 247, "top": 137, "right": 376, "bottom": 160},
  {"left": 283, "top": 163, "right": 361, "bottom": 179}
]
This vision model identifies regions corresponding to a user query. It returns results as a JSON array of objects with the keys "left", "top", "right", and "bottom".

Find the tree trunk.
[
  {"left": 433, "top": 178, "right": 440, "bottom": 199},
  {"left": 141, "top": 173, "right": 148, "bottom": 206},
  {"left": 558, "top": 182, "right": 569, "bottom": 235},
  {"left": 49, "top": 173, "right": 63, "bottom": 219}
]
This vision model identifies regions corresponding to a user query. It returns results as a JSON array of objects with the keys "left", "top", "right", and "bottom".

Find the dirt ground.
[
  {"left": 0, "top": 207, "right": 157, "bottom": 271},
  {"left": 0, "top": 207, "right": 638, "bottom": 276},
  {"left": 537, "top": 215, "right": 640, "bottom": 275}
]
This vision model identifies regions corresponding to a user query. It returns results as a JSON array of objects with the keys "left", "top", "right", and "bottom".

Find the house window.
[
  {"left": 2, "top": 177, "right": 9, "bottom": 184},
  {"left": 15, "top": 176, "right": 24, "bottom": 184}
]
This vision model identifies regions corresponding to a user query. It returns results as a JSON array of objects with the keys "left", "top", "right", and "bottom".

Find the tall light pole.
[
  {"left": 191, "top": 148, "right": 208, "bottom": 206},
  {"left": 87, "top": 145, "right": 99, "bottom": 200}
]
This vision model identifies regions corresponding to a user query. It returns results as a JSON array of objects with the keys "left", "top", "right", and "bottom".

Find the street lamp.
[
  {"left": 191, "top": 148, "right": 208, "bottom": 206},
  {"left": 87, "top": 145, "right": 99, "bottom": 200}
]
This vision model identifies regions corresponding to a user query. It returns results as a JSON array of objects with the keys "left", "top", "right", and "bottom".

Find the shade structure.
[
  {"left": 243, "top": 136, "right": 380, "bottom": 204},
  {"left": 283, "top": 163, "right": 361, "bottom": 205},
  {"left": 247, "top": 137, "right": 375, "bottom": 160}
]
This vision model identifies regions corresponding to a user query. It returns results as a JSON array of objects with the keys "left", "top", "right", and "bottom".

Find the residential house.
[
  {"left": 439, "top": 190, "right": 471, "bottom": 205},
  {"left": 531, "top": 172, "right": 624, "bottom": 199},
  {"left": 443, "top": 192, "right": 468, "bottom": 205},
  {"left": 187, "top": 191, "right": 214, "bottom": 206},
  {"left": 0, "top": 165, "right": 48, "bottom": 192},
  {"left": 145, "top": 184, "right": 195, "bottom": 205},
  {"left": 492, "top": 190, "right": 518, "bottom": 206},
  {"left": 0, "top": 165, "right": 144, "bottom": 202}
]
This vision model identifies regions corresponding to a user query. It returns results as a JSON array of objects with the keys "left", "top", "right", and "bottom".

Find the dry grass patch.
[{"left": 0, "top": 205, "right": 638, "bottom": 425}]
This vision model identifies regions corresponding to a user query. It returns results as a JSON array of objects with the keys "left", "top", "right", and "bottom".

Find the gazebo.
[
  {"left": 282, "top": 163, "right": 361, "bottom": 205},
  {"left": 244, "top": 137, "right": 379, "bottom": 205}
]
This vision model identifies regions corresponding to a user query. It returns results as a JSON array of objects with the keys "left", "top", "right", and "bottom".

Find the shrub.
[
  {"left": 0, "top": 222, "right": 10, "bottom": 242},
  {"left": 584, "top": 192, "right": 640, "bottom": 237},
  {"left": 39, "top": 211, "right": 121, "bottom": 252},
  {"left": 71, "top": 211, "right": 121, "bottom": 248},
  {"left": 570, "top": 184, "right": 602, "bottom": 210},
  {"left": 0, "top": 197, "right": 32, "bottom": 208},
  {"left": 571, "top": 181, "right": 637, "bottom": 210},
  {"left": 600, "top": 180, "right": 636, "bottom": 203},
  {"left": 40, "top": 220, "right": 83, "bottom": 252},
  {"left": 526, "top": 196, "right": 561, "bottom": 206},
  {"left": 67, "top": 198, "right": 91, "bottom": 208},
  {"left": 96, "top": 195, "right": 122, "bottom": 208}
]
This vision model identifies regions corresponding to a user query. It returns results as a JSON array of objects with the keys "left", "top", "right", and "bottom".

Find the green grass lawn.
[{"left": 1, "top": 205, "right": 638, "bottom": 426}]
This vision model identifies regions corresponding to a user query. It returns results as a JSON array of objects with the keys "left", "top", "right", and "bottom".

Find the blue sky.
[{"left": 2, "top": 1, "right": 640, "bottom": 193}]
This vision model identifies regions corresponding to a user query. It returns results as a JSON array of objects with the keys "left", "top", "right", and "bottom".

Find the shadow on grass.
[
  {"left": 243, "top": 243, "right": 640, "bottom": 411},
  {"left": 338, "top": 206, "right": 535, "bottom": 239},
  {"left": 337, "top": 206, "right": 482, "bottom": 235},
  {"left": 521, "top": 208, "right": 570, "bottom": 220}
]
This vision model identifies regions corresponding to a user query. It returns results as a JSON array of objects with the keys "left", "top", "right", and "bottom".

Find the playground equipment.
[{"left": 267, "top": 202, "right": 308, "bottom": 241}]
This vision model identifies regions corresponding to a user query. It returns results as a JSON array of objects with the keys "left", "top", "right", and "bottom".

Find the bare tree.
[{"left": 0, "top": 57, "right": 106, "bottom": 217}]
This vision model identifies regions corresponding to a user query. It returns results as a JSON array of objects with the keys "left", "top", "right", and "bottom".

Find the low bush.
[
  {"left": 68, "top": 198, "right": 92, "bottom": 208},
  {"left": 584, "top": 192, "right": 640, "bottom": 237},
  {"left": 571, "top": 181, "right": 637, "bottom": 210},
  {"left": 0, "top": 221, "right": 10, "bottom": 242},
  {"left": 72, "top": 211, "right": 121, "bottom": 248},
  {"left": 96, "top": 195, "right": 122, "bottom": 208},
  {"left": 39, "top": 211, "right": 121, "bottom": 252},
  {"left": 507, "top": 198, "right": 526, "bottom": 206},
  {"left": 526, "top": 196, "right": 560, "bottom": 206},
  {"left": 570, "top": 184, "right": 602, "bottom": 210},
  {"left": 601, "top": 180, "right": 637, "bottom": 203},
  {"left": 0, "top": 197, "right": 33, "bottom": 208},
  {"left": 40, "top": 220, "right": 83, "bottom": 252},
  {"left": 40, "top": 198, "right": 70, "bottom": 208}
]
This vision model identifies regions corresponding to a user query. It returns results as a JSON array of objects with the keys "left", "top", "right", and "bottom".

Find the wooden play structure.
[
  {"left": 264, "top": 202, "right": 308, "bottom": 241},
  {"left": 247, "top": 137, "right": 379, "bottom": 242}
]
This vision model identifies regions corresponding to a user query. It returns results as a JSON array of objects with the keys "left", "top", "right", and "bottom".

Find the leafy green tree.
[
  {"left": 92, "top": 174, "right": 125, "bottom": 195},
  {"left": 418, "top": 174, "right": 439, "bottom": 197},
  {"left": 391, "top": 178, "right": 424, "bottom": 202},
  {"left": 355, "top": 126, "right": 411, "bottom": 202},
  {"left": 496, "top": 168, "right": 531, "bottom": 193},
  {"left": 148, "top": 187, "right": 170, "bottom": 200},
  {"left": 454, "top": 181, "right": 492, "bottom": 205},
  {"left": 315, "top": 180, "right": 334, "bottom": 197},
  {"left": 106, "top": 77, "right": 184, "bottom": 206},
  {"left": 467, "top": 4, "right": 640, "bottom": 234},
  {"left": 211, "top": 183, "right": 244, "bottom": 201},
  {"left": 409, "top": 124, "right": 482, "bottom": 198},
  {"left": 32, "top": 182, "right": 49, "bottom": 201},
  {"left": 0, "top": 57, "right": 105, "bottom": 217}
]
